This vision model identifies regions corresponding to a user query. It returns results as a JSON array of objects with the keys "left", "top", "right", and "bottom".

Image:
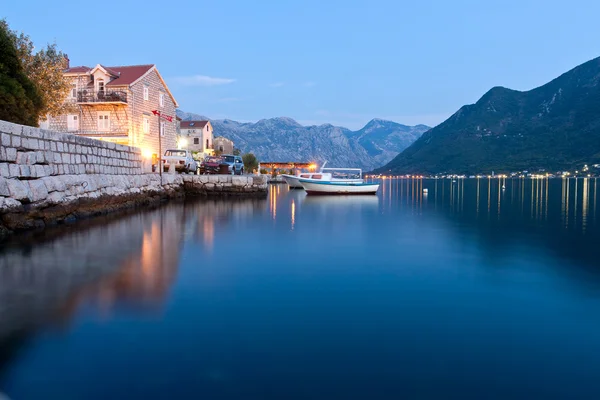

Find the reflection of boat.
[
  {"left": 301, "top": 194, "right": 380, "bottom": 208},
  {"left": 299, "top": 180, "right": 380, "bottom": 195}
]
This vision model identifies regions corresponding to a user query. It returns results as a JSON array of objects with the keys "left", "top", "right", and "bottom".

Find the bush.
[
  {"left": 0, "top": 21, "right": 42, "bottom": 126},
  {"left": 242, "top": 153, "right": 259, "bottom": 172}
]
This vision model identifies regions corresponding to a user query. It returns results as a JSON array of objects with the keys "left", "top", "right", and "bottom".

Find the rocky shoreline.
[
  {"left": 0, "top": 173, "right": 268, "bottom": 242},
  {"left": 0, "top": 119, "right": 269, "bottom": 242}
]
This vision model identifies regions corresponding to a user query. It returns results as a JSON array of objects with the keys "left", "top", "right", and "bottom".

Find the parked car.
[
  {"left": 220, "top": 154, "right": 244, "bottom": 175},
  {"left": 199, "top": 156, "right": 223, "bottom": 174},
  {"left": 162, "top": 149, "right": 198, "bottom": 173}
]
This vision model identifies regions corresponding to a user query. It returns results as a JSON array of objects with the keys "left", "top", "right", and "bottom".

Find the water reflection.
[
  {"left": 382, "top": 177, "right": 600, "bottom": 230},
  {"left": 0, "top": 197, "right": 267, "bottom": 347},
  {"left": 1, "top": 180, "right": 600, "bottom": 399},
  {"left": 301, "top": 195, "right": 379, "bottom": 210},
  {"left": 0, "top": 206, "right": 184, "bottom": 343},
  {"left": 185, "top": 198, "right": 266, "bottom": 251}
]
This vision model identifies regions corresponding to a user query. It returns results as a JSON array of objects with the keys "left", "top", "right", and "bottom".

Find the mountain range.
[
  {"left": 376, "top": 56, "right": 600, "bottom": 175},
  {"left": 176, "top": 111, "right": 430, "bottom": 171}
]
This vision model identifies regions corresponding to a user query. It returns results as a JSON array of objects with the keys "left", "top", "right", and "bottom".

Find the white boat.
[
  {"left": 282, "top": 163, "right": 363, "bottom": 189},
  {"left": 299, "top": 179, "right": 380, "bottom": 195},
  {"left": 282, "top": 172, "right": 326, "bottom": 189}
]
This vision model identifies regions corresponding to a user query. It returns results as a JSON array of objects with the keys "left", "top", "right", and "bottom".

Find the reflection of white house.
[{"left": 179, "top": 120, "right": 213, "bottom": 154}]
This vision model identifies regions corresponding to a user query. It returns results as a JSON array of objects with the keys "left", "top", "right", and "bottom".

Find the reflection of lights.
[
  {"left": 291, "top": 200, "right": 295, "bottom": 230},
  {"left": 203, "top": 217, "right": 214, "bottom": 251}
]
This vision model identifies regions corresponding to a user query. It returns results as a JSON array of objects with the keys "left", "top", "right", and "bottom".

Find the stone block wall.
[
  {"left": 0, "top": 119, "right": 153, "bottom": 210},
  {"left": 0, "top": 119, "right": 143, "bottom": 177},
  {"left": 0, "top": 119, "right": 267, "bottom": 238}
]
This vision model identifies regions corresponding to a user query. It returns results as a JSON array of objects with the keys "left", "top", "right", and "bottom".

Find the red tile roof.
[
  {"left": 104, "top": 65, "right": 154, "bottom": 86},
  {"left": 64, "top": 66, "right": 90, "bottom": 73},
  {"left": 62, "top": 63, "right": 178, "bottom": 106},
  {"left": 180, "top": 120, "right": 209, "bottom": 129}
]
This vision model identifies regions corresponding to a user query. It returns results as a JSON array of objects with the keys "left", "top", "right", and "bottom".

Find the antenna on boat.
[{"left": 319, "top": 161, "right": 327, "bottom": 172}]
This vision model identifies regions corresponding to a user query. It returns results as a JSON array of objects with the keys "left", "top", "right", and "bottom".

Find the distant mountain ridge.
[
  {"left": 376, "top": 56, "right": 600, "bottom": 174},
  {"left": 176, "top": 111, "right": 430, "bottom": 170}
]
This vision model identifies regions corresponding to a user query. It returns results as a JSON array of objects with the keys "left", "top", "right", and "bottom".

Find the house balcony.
[{"left": 77, "top": 89, "right": 128, "bottom": 105}]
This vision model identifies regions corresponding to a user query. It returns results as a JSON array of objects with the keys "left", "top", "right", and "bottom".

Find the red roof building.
[
  {"left": 43, "top": 63, "right": 179, "bottom": 158},
  {"left": 179, "top": 120, "right": 214, "bottom": 154}
]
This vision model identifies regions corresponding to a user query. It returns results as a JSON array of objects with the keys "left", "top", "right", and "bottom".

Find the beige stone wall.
[
  {"left": 130, "top": 69, "right": 177, "bottom": 158},
  {"left": 213, "top": 136, "right": 234, "bottom": 154},
  {"left": 179, "top": 125, "right": 213, "bottom": 153},
  {"left": 0, "top": 119, "right": 149, "bottom": 209},
  {"left": 0, "top": 120, "right": 267, "bottom": 236}
]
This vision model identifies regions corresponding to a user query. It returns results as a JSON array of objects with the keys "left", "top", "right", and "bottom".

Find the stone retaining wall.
[
  {"left": 183, "top": 174, "right": 268, "bottom": 196},
  {"left": 0, "top": 120, "right": 268, "bottom": 239}
]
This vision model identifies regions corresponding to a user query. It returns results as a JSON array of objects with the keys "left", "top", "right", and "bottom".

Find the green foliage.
[
  {"left": 1, "top": 19, "right": 71, "bottom": 123},
  {"left": 259, "top": 168, "right": 268, "bottom": 175},
  {"left": 376, "top": 57, "right": 600, "bottom": 174},
  {"left": 0, "top": 21, "right": 42, "bottom": 126},
  {"left": 242, "top": 152, "right": 259, "bottom": 172},
  {"left": 232, "top": 148, "right": 241, "bottom": 156}
]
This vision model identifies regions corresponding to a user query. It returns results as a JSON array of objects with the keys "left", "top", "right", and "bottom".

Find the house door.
[{"left": 67, "top": 114, "right": 79, "bottom": 132}]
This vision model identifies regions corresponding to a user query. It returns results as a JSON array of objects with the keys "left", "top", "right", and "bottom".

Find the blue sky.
[{"left": 3, "top": 0, "right": 600, "bottom": 129}]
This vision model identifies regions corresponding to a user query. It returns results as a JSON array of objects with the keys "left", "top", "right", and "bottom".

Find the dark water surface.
[{"left": 1, "top": 178, "right": 600, "bottom": 399}]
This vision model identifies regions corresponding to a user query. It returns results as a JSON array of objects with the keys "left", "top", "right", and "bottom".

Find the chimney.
[{"left": 63, "top": 54, "right": 70, "bottom": 69}]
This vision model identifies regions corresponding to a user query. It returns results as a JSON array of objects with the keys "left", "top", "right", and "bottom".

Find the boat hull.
[
  {"left": 281, "top": 174, "right": 304, "bottom": 189},
  {"left": 300, "top": 180, "right": 379, "bottom": 195}
]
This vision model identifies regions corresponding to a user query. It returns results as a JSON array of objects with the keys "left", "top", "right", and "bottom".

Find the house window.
[
  {"left": 97, "top": 79, "right": 105, "bottom": 94},
  {"left": 160, "top": 121, "right": 166, "bottom": 137},
  {"left": 143, "top": 86, "right": 149, "bottom": 101},
  {"left": 98, "top": 112, "right": 110, "bottom": 132},
  {"left": 193, "top": 138, "right": 199, "bottom": 145},
  {"left": 70, "top": 84, "right": 77, "bottom": 99},
  {"left": 67, "top": 114, "right": 79, "bottom": 132},
  {"left": 143, "top": 117, "right": 149, "bottom": 134},
  {"left": 206, "top": 139, "right": 209, "bottom": 149},
  {"left": 159, "top": 93, "right": 164, "bottom": 107}
]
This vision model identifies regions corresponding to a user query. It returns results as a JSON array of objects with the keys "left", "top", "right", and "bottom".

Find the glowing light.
[
  {"left": 141, "top": 148, "right": 153, "bottom": 159},
  {"left": 309, "top": 163, "right": 317, "bottom": 170},
  {"left": 178, "top": 137, "right": 188, "bottom": 149}
]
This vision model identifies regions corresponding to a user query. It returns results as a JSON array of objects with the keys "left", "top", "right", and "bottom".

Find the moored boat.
[
  {"left": 282, "top": 171, "right": 363, "bottom": 189},
  {"left": 299, "top": 180, "right": 380, "bottom": 195},
  {"left": 282, "top": 173, "right": 328, "bottom": 188}
]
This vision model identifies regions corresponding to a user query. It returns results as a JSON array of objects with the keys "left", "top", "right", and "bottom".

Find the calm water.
[{"left": 1, "top": 178, "right": 600, "bottom": 399}]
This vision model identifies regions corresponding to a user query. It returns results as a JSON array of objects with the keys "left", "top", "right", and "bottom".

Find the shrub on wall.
[{"left": 242, "top": 153, "right": 259, "bottom": 172}]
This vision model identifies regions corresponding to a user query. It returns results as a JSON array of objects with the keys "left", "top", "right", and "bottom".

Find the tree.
[
  {"left": 0, "top": 22, "right": 42, "bottom": 126},
  {"left": 1, "top": 19, "right": 71, "bottom": 122},
  {"left": 233, "top": 148, "right": 241, "bottom": 156},
  {"left": 242, "top": 153, "right": 259, "bottom": 173}
]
